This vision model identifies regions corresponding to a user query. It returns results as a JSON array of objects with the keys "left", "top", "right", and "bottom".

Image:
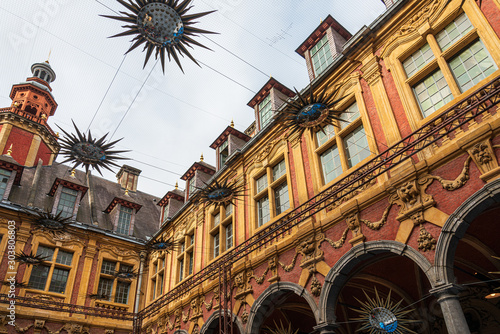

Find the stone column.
[
  {"left": 313, "top": 323, "right": 339, "bottom": 334},
  {"left": 430, "top": 284, "right": 470, "bottom": 334}
]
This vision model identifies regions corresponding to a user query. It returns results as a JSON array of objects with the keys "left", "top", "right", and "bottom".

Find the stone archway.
[
  {"left": 318, "top": 240, "right": 436, "bottom": 329},
  {"left": 200, "top": 309, "right": 244, "bottom": 334},
  {"left": 246, "top": 282, "right": 320, "bottom": 334},
  {"left": 173, "top": 330, "right": 188, "bottom": 334},
  {"left": 434, "top": 178, "right": 500, "bottom": 284}
]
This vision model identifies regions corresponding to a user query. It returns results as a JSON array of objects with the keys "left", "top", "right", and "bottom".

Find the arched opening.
[
  {"left": 247, "top": 282, "right": 318, "bottom": 334},
  {"left": 40, "top": 71, "right": 46, "bottom": 80},
  {"left": 435, "top": 179, "right": 500, "bottom": 333},
  {"left": 320, "top": 241, "right": 437, "bottom": 333},
  {"left": 24, "top": 104, "right": 38, "bottom": 115},
  {"left": 34, "top": 69, "right": 39, "bottom": 77},
  {"left": 46, "top": 75, "right": 51, "bottom": 82},
  {"left": 201, "top": 310, "right": 243, "bottom": 334}
]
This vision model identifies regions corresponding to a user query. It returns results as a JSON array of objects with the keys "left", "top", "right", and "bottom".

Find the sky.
[{"left": 0, "top": 0, "right": 386, "bottom": 198}]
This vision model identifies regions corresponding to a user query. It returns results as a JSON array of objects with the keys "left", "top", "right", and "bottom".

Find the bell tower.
[{"left": 0, "top": 60, "right": 60, "bottom": 167}]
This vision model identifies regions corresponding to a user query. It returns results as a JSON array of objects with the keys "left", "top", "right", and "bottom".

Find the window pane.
[
  {"left": 320, "top": 145, "right": 342, "bottom": 183},
  {"left": 37, "top": 245, "right": 55, "bottom": 261},
  {"left": 256, "top": 174, "right": 268, "bottom": 193},
  {"left": 101, "top": 260, "right": 116, "bottom": 275},
  {"left": 179, "top": 259, "right": 184, "bottom": 281},
  {"left": 344, "top": 126, "right": 371, "bottom": 168},
  {"left": 188, "top": 178, "right": 196, "bottom": 195},
  {"left": 436, "top": 13, "right": 473, "bottom": 51},
  {"left": 28, "top": 265, "right": 50, "bottom": 290},
  {"left": 449, "top": 40, "right": 497, "bottom": 92},
  {"left": 97, "top": 277, "right": 113, "bottom": 301},
  {"left": 158, "top": 274, "right": 164, "bottom": 295},
  {"left": 226, "top": 223, "right": 233, "bottom": 249},
  {"left": 339, "top": 102, "right": 360, "bottom": 129},
  {"left": 0, "top": 169, "right": 12, "bottom": 198},
  {"left": 188, "top": 252, "right": 193, "bottom": 275},
  {"left": 56, "top": 250, "right": 73, "bottom": 266},
  {"left": 259, "top": 95, "right": 273, "bottom": 128},
  {"left": 214, "top": 213, "right": 220, "bottom": 227},
  {"left": 57, "top": 187, "right": 78, "bottom": 218},
  {"left": 274, "top": 183, "right": 290, "bottom": 215},
  {"left": 257, "top": 196, "right": 270, "bottom": 227},
  {"left": 114, "top": 281, "right": 130, "bottom": 304},
  {"left": 213, "top": 233, "right": 220, "bottom": 258},
  {"left": 116, "top": 206, "right": 133, "bottom": 235},
  {"left": 311, "top": 35, "right": 334, "bottom": 76},
  {"left": 316, "top": 124, "right": 335, "bottom": 146},
  {"left": 272, "top": 160, "right": 286, "bottom": 181},
  {"left": 225, "top": 203, "right": 233, "bottom": 217},
  {"left": 48, "top": 268, "right": 69, "bottom": 293},
  {"left": 413, "top": 70, "right": 453, "bottom": 117},
  {"left": 403, "top": 43, "right": 435, "bottom": 77}
]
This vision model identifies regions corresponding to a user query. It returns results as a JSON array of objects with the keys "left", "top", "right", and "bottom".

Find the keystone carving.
[
  {"left": 234, "top": 271, "right": 253, "bottom": 299},
  {"left": 190, "top": 297, "right": 202, "bottom": 320}
]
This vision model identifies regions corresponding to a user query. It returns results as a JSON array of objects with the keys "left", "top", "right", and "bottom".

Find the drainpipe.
[{"left": 134, "top": 250, "right": 147, "bottom": 315}]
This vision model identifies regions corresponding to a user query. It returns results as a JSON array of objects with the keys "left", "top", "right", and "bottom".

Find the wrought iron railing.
[
  {"left": 0, "top": 294, "right": 134, "bottom": 320},
  {"left": 136, "top": 76, "right": 500, "bottom": 329}
]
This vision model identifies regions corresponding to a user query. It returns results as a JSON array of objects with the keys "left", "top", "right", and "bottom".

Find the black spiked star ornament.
[
  {"left": 148, "top": 235, "right": 182, "bottom": 253},
  {"left": 197, "top": 178, "right": 245, "bottom": 209},
  {"left": 275, "top": 86, "right": 346, "bottom": 139},
  {"left": 15, "top": 251, "right": 49, "bottom": 266},
  {"left": 24, "top": 208, "right": 73, "bottom": 231},
  {"left": 102, "top": 0, "right": 217, "bottom": 73},
  {"left": 57, "top": 121, "right": 129, "bottom": 175},
  {"left": 114, "top": 267, "right": 138, "bottom": 280},
  {"left": 352, "top": 288, "right": 419, "bottom": 334}
]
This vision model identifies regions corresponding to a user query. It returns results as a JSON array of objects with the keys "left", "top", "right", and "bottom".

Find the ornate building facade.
[{"left": 2, "top": 0, "right": 500, "bottom": 333}]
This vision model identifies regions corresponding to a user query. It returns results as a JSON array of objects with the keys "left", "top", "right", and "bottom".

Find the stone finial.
[
  {"left": 230, "top": 119, "right": 234, "bottom": 127},
  {"left": 6, "top": 144, "right": 12, "bottom": 156},
  {"left": 175, "top": 181, "right": 178, "bottom": 189},
  {"left": 125, "top": 188, "right": 129, "bottom": 196},
  {"left": 200, "top": 153, "right": 204, "bottom": 162},
  {"left": 70, "top": 169, "right": 76, "bottom": 177}
]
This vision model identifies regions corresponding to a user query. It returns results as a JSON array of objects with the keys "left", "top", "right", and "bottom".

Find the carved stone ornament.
[
  {"left": 34, "top": 320, "right": 45, "bottom": 330},
  {"left": 99, "top": 244, "right": 137, "bottom": 257},
  {"left": 417, "top": 224, "right": 437, "bottom": 252},
  {"left": 241, "top": 308, "right": 249, "bottom": 324},
  {"left": 310, "top": 276, "right": 322, "bottom": 297},
  {"left": 192, "top": 324, "right": 200, "bottom": 334},
  {"left": 104, "top": 330, "right": 115, "bottom": 334},
  {"left": 234, "top": 271, "right": 253, "bottom": 299},
  {"left": 468, "top": 139, "right": 500, "bottom": 179},
  {"left": 190, "top": 296, "right": 203, "bottom": 320}
]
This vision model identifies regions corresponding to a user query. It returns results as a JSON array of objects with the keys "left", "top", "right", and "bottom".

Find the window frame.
[
  {"left": 258, "top": 94, "right": 273, "bottom": 130},
  {"left": 149, "top": 254, "right": 166, "bottom": 301},
  {"left": 310, "top": 34, "right": 334, "bottom": 77},
  {"left": 52, "top": 185, "right": 81, "bottom": 219},
  {"left": 176, "top": 231, "right": 195, "bottom": 283},
  {"left": 0, "top": 168, "right": 14, "bottom": 201},
  {"left": 251, "top": 153, "right": 293, "bottom": 230},
  {"left": 95, "top": 258, "right": 134, "bottom": 305},
  {"left": 116, "top": 205, "right": 134, "bottom": 235},
  {"left": 209, "top": 204, "right": 234, "bottom": 260},
  {"left": 388, "top": 6, "right": 500, "bottom": 131}
]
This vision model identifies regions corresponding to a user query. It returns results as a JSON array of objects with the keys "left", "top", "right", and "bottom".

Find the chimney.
[{"left": 116, "top": 165, "right": 142, "bottom": 192}]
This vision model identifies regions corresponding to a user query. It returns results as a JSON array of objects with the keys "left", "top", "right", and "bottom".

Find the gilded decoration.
[
  {"left": 310, "top": 276, "right": 322, "bottom": 297},
  {"left": 241, "top": 307, "right": 249, "bottom": 324},
  {"left": 417, "top": 224, "right": 437, "bottom": 252},
  {"left": 192, "top": 324, "right": 200, "bottom": 334}
]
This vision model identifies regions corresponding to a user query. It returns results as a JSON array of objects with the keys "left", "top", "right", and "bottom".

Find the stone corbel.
[
  {"left": 33, "top": 320, "right": 45, "bottom": 334},
  {"left": 361, "top": 55, "right": 382, "bottom": 86}
]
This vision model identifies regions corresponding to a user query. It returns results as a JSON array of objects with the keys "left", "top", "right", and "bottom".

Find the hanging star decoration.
[
  {"left": 196, "top": 178, "right": 245, "bottom": 209},
  {"left": 114, "top": 267, "right": 138, "bottom": 280},
  {"left": 24, "top": 208, "right": 73, "bottom": 231},
  {"left": 352, "top": 288, "right": 418, "bottom": 334},
  {"left": 275, "top": 86, "right": 346, "bottom": 139},
  {"left": 148, "top": 235, "right": 182, "bottom": 253},
  {"left": 57, "top": 121, "right": 129, "bottom": 175},
  {"left": 102, "top": 0, "right": 216, "bottom": 72},
  {"left": 0, "top": 280, "right": 29, "bottom": 289},
  {"left": 15, "top": 251, "right": 49, "bottom": 266}
]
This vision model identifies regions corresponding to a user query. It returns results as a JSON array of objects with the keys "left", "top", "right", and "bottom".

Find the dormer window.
[
  {"left": 188, "top": 178, "right": 196, "bottom": 197},
  {"left": 104, "top": 197, "right": 142, "bottom": 236},
  {"left": 0, "top": 169, "right": 12, "bottom": 199},
  {"left": 56, "top": 187, "right": 78, "bottom": 218},
  {"left": 219, "top": 140, "right": 229, "bottom": 169},
  {"left": 116, "top": 206, "right": 133, "bottom": 235},
  {"left": 258, "top": 95, "right": 272, "bottom": 129},
  {"left": 311, "top": 35, "right": 333, "bottom": 76}
]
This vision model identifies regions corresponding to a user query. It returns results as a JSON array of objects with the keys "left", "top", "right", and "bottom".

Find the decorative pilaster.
[
  {"left": 430, "top": 284, "right": 471, "bottom": 334},
  {"left": 361, "top": 55, "right": 402, "bottom": 146}
]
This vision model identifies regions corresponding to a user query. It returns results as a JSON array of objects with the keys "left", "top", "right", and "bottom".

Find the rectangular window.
[
  {"left": 188, "top": 177, "right": 196, "bottom": 196},
  {"left": 225, "top": 223, "right": 233, "bottom": 249},
  {"left": 179, "top": 259, "right": 184, "bottom": 281},
  {"left": 214, "top": 213, "right": 220, "bottom": 227},
  {"left": 257, "top": 196, "right": 270, "bottom": 227},
  {"left": 0, "top": 169, "right": 12, "bottom": 199},
  {"left": 316, "top": 124, "right": 335, "bottom": 146},
  {"left": 403, "top": 43, "right": 435, "bottom": 77},
  {"left": 97, "top": 277, "right": 113, "bottom": 301},
  {"left": 114, "top": 281, "right": 130, "bottom": 304},
  {"left": 274, "top": 183, "right": 289, "bottom": 215},
  {"left": 259, "top": 95, "right": 273, "bottom": 128},
  {"left": 256, "top": 174, "right": 268, "bottom": 193},
  {"left": 344, "top": 126, "right": 371, "bottom": 168},
  {"left": 413, "top": 70, "right": 453, "bottom": 117},
  {"left": 56, "top": 187, "right": 78, "bottom": 218},
  {"left": 225, "top": 203, "right": 233, "bottom": 217},
  {"left": 188, "top": 252, "right": 194, "bottom": 275},
  {"left": 101, "top": 260, "right": 116, "bottom": 275},
  {"left": 339, "top": 101, "right": 361, "bottom": 129},
  {"left": 272, "top": 160, "right": 286, "bottom": 181},
  {"left": 28, "top": 246, "right": 73, "bottom": 294},
  {"left": 48, "top": 268, "right": 69, "bottom": 293},
  {"left": 213, "top": 233, "right": 220, "bottom": 258},
  {"left": 311, "top": 35, "right": 334, "bottom": 76},
  {"left": 219, "top": 140, "right": 229, "bottom": 169},
  {"left": 436, "top": 13, "right": 473, "bottom": 51},
  {"left": 320, "top": 145, "right": 342, "bottom": 184},
  {"left": 158, "top": 274, "right": 164, "bottom": 295},
  {"left": 116, "top": 206, "right": 133, "bottom": 235},
  {"left": 448, "top": 40, "right": 497, "bottom": 92}
]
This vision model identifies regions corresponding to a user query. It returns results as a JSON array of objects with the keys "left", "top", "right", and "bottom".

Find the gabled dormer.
[
  {"left": 48, "top": 174, "right": 88, "bottom": 220},
  {"left": 295, "top": 15, "right": 352, "bottom": 81},
  {"left": 210, "top": 123, "right": 250, "bottom": 171},
  {"left": 104, "top": 197, "right": 142, "bottom": 236},
  {"left": 247, "top": 78, "right": 295, "bottom": 132},
  {"left": 157, "top": 185, "right": 184, "bottom": 227},
  {"left": 180, "top": 157, "right": 216, "bottom": 201}
]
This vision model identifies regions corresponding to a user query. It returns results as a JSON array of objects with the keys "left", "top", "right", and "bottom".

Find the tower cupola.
[{"left": 30, "top": 61, "right": 56, "bottom": 87}]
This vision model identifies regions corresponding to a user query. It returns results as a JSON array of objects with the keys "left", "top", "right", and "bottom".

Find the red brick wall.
[
  {"left": 34, "top": 140, "right": 52, "bottom": 165},
  {"left": 3, "top": 127, "right": 33, "bottom": 165}
]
